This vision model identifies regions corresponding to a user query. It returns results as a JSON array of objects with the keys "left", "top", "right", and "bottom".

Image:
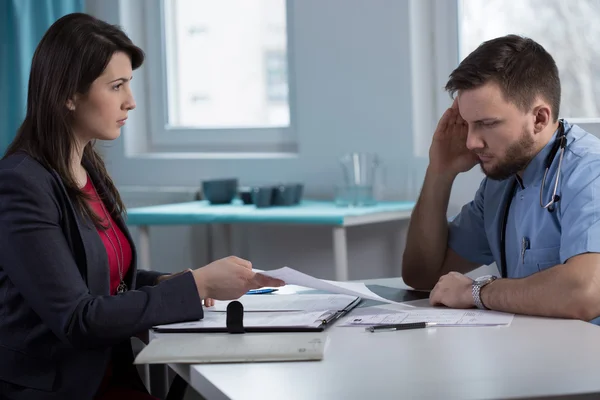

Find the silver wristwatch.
[{"left": 472, "top": 275, "right": 497, "bottom": 310}]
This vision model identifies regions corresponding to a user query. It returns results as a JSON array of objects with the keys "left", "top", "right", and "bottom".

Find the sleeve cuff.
[
  {"left": 136, "top": 269, "right": 169, "bottom": 288},
  {"left": 148, "top": 271, "right": 204, "bottom": 324}
]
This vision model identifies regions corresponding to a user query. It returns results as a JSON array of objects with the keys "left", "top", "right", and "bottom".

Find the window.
[
  {"left": 133, "top": 0, "right": 295, "bottom": 155},
  {"left": 164, "top": 0, "right": 289, "bottom": 128},
  {"left": 459, "top": 0, "right": 600, "bottom": 120},
  {"left": 424, "top": 0, "right": 600, "bottom": 140}
]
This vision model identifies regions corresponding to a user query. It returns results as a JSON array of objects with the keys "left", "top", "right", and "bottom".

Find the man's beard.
[{"left": 479, "top": 129, "right": 535, "bottom": 181}]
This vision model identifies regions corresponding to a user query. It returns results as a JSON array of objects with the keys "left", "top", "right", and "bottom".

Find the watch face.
[{"left": 475, "top": 275, "right": 494, "bottom": 284}]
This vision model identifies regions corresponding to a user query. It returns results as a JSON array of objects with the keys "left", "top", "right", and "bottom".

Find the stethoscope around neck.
[{"left": 499, "top": 120, "right": 569, "bottom": 278}]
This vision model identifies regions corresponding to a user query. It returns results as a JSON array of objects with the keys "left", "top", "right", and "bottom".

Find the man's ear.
[{"left": 532, "top": 103, "right": 552, "bottom": 134}]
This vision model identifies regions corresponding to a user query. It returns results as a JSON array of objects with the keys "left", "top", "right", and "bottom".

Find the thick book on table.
[
  {"left": 152, "top": 296, "right": 361, "bottom": 333},
  {"left": 134, "top": 333, "right": 327, "bottom": 364}
]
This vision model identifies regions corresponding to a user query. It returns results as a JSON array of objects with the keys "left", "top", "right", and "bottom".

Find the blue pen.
[{"left": 246, "top": 288, "right": 278, "bottom": 295}]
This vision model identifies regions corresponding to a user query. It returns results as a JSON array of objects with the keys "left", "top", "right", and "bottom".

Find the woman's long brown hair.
[{"left": 4, "top": 13, "right": 145, "bottom": 227}]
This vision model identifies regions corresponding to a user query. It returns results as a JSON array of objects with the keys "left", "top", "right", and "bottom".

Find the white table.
[
  {"left": 157, "top": 278, "right": 600, "bottom": 400},
  {"left": 126, "top": 200, "right": 414, "bottom": 281}
]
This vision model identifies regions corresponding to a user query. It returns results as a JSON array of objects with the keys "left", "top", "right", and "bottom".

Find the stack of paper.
[
  {"left": 154, "top": 293, "right": 362, "bottom": 333},
  {"left": 339, "top": 307, "right": 514, "bottom": 327},
  {"left": 206, "top": 294, "right": 359, "bottom": 312},
  {"left": 154, "top": 310, "right": 329, "bottom": 331}
]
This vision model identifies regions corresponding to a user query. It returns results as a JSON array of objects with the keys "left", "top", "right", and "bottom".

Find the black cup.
[
  {"left": 201, "top": 178, "right": 238, "bottom": 204},
  {"left": 273, "top": 184, "right": 296, "bottom": 206},
  {"left": 271, "top": 183, "right": 304, "bottom": 206},
  {"left": 291, "top": 183, "right": 304, "bottom": 204},
  {"left": 238, "top": 186, "right": 253, "bottom": 205},
  {"left": 252, "top": 186, "right": 274, "bottom": 208}
]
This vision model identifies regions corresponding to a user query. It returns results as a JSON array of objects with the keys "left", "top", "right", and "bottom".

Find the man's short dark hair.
[{"left": 445, "top": 34, "right": 561, "bottom": 122}]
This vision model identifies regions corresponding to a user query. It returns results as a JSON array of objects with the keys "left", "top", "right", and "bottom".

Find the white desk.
[
  {"left": 156, "top": 278, "right": 600, "bottom": 400},
  {"left": 126, "top": 201, "right": 414, "bottom": 281}
]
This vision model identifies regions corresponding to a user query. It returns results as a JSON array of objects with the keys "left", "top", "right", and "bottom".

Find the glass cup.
[
  {"left": 334, "top": 184, "right": 376, "bottom": 207},
  {"left": 339, "top": 153, "right": 380, "bottom": 187}
]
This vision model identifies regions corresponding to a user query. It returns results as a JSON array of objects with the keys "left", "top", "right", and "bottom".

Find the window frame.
[
  {"left": 409, "top": 0, "right": 460, "bottom": 158},
  {"left": 133, "top": 0, "right": 297, "bottom": 155}
]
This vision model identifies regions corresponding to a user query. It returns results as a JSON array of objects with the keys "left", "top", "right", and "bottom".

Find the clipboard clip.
[
  {"left": 226, "top": 301, "right": 245, "bottom": 334},
  {"left": 320, "top": 311, "right": 338, "bottom": 324},
  {"left": 320, "top": 297, "right": 362, "bottom": 324}
]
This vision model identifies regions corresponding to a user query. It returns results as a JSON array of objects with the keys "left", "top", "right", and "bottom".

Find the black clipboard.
[{"left": 153, "top": 296, "right": 362, "bottom": 333}]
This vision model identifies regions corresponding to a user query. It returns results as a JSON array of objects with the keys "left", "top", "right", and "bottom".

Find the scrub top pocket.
[{"left": 523, "top": 246, "right": 561, "bottom": 274}]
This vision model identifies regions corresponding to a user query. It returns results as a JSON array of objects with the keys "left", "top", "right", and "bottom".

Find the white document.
[
  {"left": 134, "top": 333, "right": 327, "bottom": 364},
  {"left": 338, "top": 307, "right": 410, "bottom": 326},
  {"left": 340, "top": 307, "right": 514, "bottom": 327},
  {"left": 154, "top": 311, "right": 328, "bottom": 331},
  {"left": 325, "top": 279, "right": 427, "bottom": 294},
  {"left": 206, "top": 294, "right": 359, "bottom": 312},
  {"left": 259, "top": 267, "right": 400, "bottom": 304}
]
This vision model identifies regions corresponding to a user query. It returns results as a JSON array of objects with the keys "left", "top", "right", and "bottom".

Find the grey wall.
[{"left": 88, "top": 0, "right": 497, "bottom": 280}]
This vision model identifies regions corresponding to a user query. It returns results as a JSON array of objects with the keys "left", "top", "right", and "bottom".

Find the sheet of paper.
[
  {"left": 324, "top": 279, "right": 428, "bottom": 294},
  {"left": 206, "top": 294, "right": 358, "bottom": 312},
  {"left": 338, "top": 307, "right": 410, "bottom": 326},
  {"left": 259, "top": 267, "right": 400, "bottom": 304},
  {"left": 134, "top": 333, "right": 327, "bottom": 364},
  {"left": 339, "top": 307, "right": 514, "bottom": 327},
  {"left": 154, "top": 311, "right": 328, "bottom": 331}
]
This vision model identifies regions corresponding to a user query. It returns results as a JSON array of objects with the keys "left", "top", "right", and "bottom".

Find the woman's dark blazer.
[{"left": 0, "top": 152, "right": 203, "bottom": 399}]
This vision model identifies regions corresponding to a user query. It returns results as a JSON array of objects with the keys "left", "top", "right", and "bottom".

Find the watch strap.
[{"left": 472, "top": 276, "right": 497, "bottom": 310}]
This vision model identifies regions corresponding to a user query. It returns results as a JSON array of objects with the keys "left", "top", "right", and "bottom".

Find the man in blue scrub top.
[{"left": 402, "top": 34, "right": 600, "bottom": 324}]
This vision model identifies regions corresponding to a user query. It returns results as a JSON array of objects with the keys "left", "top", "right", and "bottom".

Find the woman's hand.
[{"left": 192, "top": 256, "right": 285, "bottom": 301}]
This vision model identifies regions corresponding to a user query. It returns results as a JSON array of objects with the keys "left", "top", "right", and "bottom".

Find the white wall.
[{"left": 87, "top": 0, "right": 495, "bottom": 280}]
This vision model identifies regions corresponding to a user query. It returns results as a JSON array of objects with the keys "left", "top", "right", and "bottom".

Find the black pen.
[{"left": 365, "top": 322, "right": 437, "bottom": 332}]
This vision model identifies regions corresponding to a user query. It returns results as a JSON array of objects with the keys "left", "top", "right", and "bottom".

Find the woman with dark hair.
[{"left": 0, "top": 12, "right": 284, "bottom": 400}]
